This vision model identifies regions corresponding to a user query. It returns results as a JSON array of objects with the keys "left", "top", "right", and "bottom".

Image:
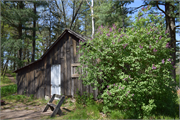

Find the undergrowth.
[
  {"left": 0, "top": 75, "right": 14, "bottom": 85},
  {"left": 1, "top": 84, "right": 17, "bottom": 97}
]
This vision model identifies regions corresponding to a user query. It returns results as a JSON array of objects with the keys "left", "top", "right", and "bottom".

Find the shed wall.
[{"left": 16, "top": 32, "right": 98, "bottom": 100}]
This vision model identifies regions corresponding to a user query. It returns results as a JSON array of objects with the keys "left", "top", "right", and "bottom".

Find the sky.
[
  {"left": 37, "top": 0, "right": 179, "bottom": 47},
  {"left": 126, "top": 0, "right": 180, "bottom": 44}
]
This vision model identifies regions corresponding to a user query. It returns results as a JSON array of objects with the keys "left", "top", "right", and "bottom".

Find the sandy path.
[{"left": 0, "top": 103, "right": 67, "bottom": 120}]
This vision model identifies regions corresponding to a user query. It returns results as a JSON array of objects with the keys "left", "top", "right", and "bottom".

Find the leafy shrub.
[
  {"left": 176, "top": 75, "right": 179, "bottom": 86},
  {"left": 78, "top": 5, "right": 178, "bottom": 119},
  {"left": 74, "top": 89, "right": 95, "bottom": 106},
  {"left": 1, "top": 84, "right": 17, "bottom": 97}
]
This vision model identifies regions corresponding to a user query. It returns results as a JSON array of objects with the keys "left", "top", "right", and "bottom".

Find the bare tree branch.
[
  {"left": 72, "top": 15, "right": 79, "bottom": 30},
  {"left": 70, "top": 0, "right": 83, "bottom": 29},
  {"left": 175, "top": 25, "right": 180, "bottom": 28},
  {"left": 156, "top": 1, "right": 170, "bottom": 17},
  {"left": 128, "top": 4, "right": 148, "bottom": 13},
  {"left": 86, "top": 0, "right": 91, "bottom": 7},
  {"left": 54, "top": 0, "right": 63, "bottom": 22},
  {"left": 61, "top": 0, "right": 67, "bottom": 28}
]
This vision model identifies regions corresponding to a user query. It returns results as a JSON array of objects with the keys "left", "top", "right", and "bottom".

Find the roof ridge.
[{"left": 13, "top": 28, "right": 89, "bottom": 73}]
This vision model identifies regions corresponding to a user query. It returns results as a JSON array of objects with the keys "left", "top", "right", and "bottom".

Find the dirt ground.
[
  {"left": 1, "top": 74, "right": 69, "bottom": 120},
  {"left": 0, "top": 101, "right": 76, "bottom": 120},
  {"left": 1, "top": 73, "right": 179, "bottom": 120}
]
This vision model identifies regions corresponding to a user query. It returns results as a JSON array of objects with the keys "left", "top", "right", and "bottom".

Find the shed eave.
[{"left": 13, "top": 58, "right": 42, "bottom": 73}]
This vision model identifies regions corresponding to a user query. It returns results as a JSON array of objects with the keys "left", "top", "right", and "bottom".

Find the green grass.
[
  {"left": 0, "top": 75, "right": 14, "bottom": 85},
  {"left": 2, "top": 94, "right": 49, "bottom": 106},
  {"left": 61, "top": 102, "right": 101, "bottom": 119},
  {"left": 6, "top": 70, "right": 16, "bottom": 79},
  {"left": 1, "top": 84, "right": 17, "bottom": 97}
]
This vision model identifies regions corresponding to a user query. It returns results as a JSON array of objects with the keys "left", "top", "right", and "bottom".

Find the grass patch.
[
  {"left": 1, "top": 84, "right": 17, "bottom": 97},
  {"left": 0, "top": 75, "right": 14, "bottom": 86},
  {"left": 2, "top": 93, "right": 49, "bottom": 107},
  {"left": 108, "top": 110, "right": 126, "bottom": 119},
  {"left": 6, "top": 71, "right": 16, "bottom": 80}
]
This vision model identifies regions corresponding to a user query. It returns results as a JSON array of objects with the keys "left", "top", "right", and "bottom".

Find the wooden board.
[
  {"left": 71, "top": 63, "right": 81, "bottom": 66},
  {"left": 55, "top": 45, "right": 57, "bottom": 61},
  {"left": 61, "top": 39, "right": 65, "bottom": 95},
  {"left": 70, "top": 36, "right": 74, "bottom": 97},
  {"left": 74, "top": 78, "right": 78, "bottom": 95},
  {"left": 58, "top": 43, "right": 61, "bottom": 64},
  {"left": 73, "top": 39, "right": 76, "bottom": 58},
  {"left": 64, "top": 35, "right": 67, "bottom": 95},
  {"left": 76, "top": 41, "right": 79, "bottom": 63},
  {"left": 47, "top": 54, "right": 51, "bottom": 97},
  {"left": 67, "top": 34, "right": 71, "bottom": 96}
]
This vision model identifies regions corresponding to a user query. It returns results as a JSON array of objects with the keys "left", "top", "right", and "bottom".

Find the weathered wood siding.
[{"left": 16, "top": 31, "right": 99, "bottom": 100}]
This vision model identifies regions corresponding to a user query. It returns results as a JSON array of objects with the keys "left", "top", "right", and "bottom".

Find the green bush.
[
  {"left": 74, "top": 89, "right": 95, "bottom": 106},
  {"left": 1, "top": 84, "right": 17, "bottom": 97},
  {"left": 176, "top": 75, "right": 179, "bottom": 86},
  {"left": 78, "top": 5, "right": 178, "bottom": 119}
]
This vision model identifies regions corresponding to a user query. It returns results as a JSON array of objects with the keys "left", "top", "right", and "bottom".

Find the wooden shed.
[{"left": 14, "top": 28, "right": 98, "bottom": 100}]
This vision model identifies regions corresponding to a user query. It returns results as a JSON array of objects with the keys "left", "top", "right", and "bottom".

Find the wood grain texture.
[
  {"left": 47, "top": 54, "right": 51, "bottom": 97},
  {"left": 64, "top": 35, "right": 67, "bottom": 95},
  {"left": 70, "top": 36, "right": 74, "bottom": 97},
  {"left": 71, "top": 63, "right": 81, "bottom": 66},
  {"left": 55, "top": 45, "right": 57, "bottom": 61},
  {"left": 60, "top": 39, "right": 64, "bottom": 95},
  {"left": 58, "top": 43, "right": 61, "bottom": 64},
  {"left": 67, "top": 34, "right": 71, "bottom": 96},
  {"left": 73, "top": 39, "right": 76, "bottom": 58}
]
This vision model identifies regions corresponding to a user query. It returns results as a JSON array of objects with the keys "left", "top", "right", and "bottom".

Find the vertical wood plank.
[
  {"left": 76, "top": 40, "right": 79, "bottom": 63},
  {"left": 75, "top": 78, "right": 78, "bottom": 95},
  {"left": 46, "top": 54, "right": 51, "bottom": 97},
  {"left": 70, "top": 36, "right": 74, "bottom": 97},
  {"left": 55, "top": 45, "right": 57, "bottom": 62},
  {"left": 44, "top": 57, "right": 48, "bottom": 97},
  {"left": 73, "top": 39, "right": 76, "bottom": 58},
  {"left": 58, "top": 43, "right": 61, "bottom": 64},
  {"left": 61, "top": 38, "right": 65, "bottom": 95},
  {"left": 64, "top": 35, "right": 67, "bottom": 96},
  {"left": 67, "top": 34, "right": 71, "bottom": 96},
  {"left": 50, "top": 50, "right": 52, "bottom": 65}
]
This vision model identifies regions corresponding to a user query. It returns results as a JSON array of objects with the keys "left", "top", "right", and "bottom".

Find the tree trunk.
[
  {"left": 13, "top": 53, "right": 16, "bottom": 70},
  {"left": 1, "top": 21, "right": 4, "bottom": 72},
  {"left": 32, "top": 2, "right": 36, "bottom": 62},
  {"left": 17, "top": 1, "right": 24, "bottom": 69},
  {"left": 165, "top": 2, "right": 176, "bottom": 81},
  {"left": 91, "top": 0, "right": 94, "bottom": 39}
]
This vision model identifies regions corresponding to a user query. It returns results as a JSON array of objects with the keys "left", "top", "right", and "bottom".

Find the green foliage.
[
  {"left": 108, "top": 110, "right": 127, "bottom": 119},
  {"left": 176, "top": 75, "right": 179, "bottom": 86},
  {"left": 74, "top": 89, "right": 95, "bottom": 106},
  {"left": 78, "top": 5, "right": 178, "bottom": 119},
  {"left": 1, "top": 84, "right": 17, "bottom": 97},
  {"left": 94, "top": 1, "right": 134, "bottom": 29},
  {"left": 63, "top": 102, "right": 100, "bottom": 119},
  {"left": 0, "top": 75, "right": 12, "bottom": 85}
]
